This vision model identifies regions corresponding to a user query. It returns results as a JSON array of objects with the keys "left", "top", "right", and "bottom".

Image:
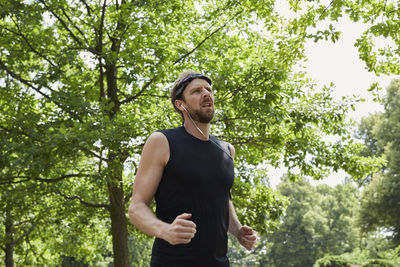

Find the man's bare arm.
[
  {"left": 228, "top": 200, "right": 258, "bottom": 251},
  {"left": 227, "top": 143, "right": 258, "bottom": 251},
  {"left": 128, "top": 132, "right": 196, "bottom": 245}
]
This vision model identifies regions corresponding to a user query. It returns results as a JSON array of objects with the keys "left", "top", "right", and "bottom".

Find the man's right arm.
[{"left": 128, "top": 132, "right": 196, "bottom": 245}]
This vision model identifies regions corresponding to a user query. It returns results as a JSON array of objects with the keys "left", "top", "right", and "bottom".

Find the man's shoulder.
[
  {"left": 211, "top": 136, "right": 232, "bottom": 148},
  {"left": 146, "top": 131, "right": 168, "bottom": 145},
  {"left": 156, "top": 126, "right": 183, "bottom": 137},
  {"left": 211, "top": 137, "right": 235, "bottom": 159}
]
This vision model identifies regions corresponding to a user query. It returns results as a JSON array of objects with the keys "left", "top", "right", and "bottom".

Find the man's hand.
[
  {"left": 161, "top": 213, "right": 197, "bottom": 245},
  {"left": 237, "top": 225, "right": 257, "bottom": 251}
]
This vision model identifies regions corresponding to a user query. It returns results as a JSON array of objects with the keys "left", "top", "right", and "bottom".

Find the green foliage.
[
  {"left": 227, "top": 234, "right": 261, "bottom": 266},
  {"left": 127, "top": 234, "right": 153, "bottom": 267},
  {"left": 344, "top": 237, "right": 400, "bottom": 266},
  {"left": 356, "top": 114, "right": 385, "bottom": 159},
  {"left": 314, "top": 255, "right": 351, "bottom": 267},
  {"left": 232, "top": 165, "right": 289, "bottom": 234},
  {"left": 295, "top": 0, "right": 400, "bottom": 76},
  {"left": 362, "top": 259, "right": 396, "bottom": 267},
  {"left": 314, "top": 253, "right": 399, "bottom": 267},
  {"left": 357, "top": 80, "right": 400, "bottom": 245},
  {"left": 261, "top": 178, "right": 360, "bottom": 267},
  {"left": 315, "top": 245, "right": 400, "bottom": 267},
  {"left": 1, "top": 0, "right": 395, "bottom": 265}
]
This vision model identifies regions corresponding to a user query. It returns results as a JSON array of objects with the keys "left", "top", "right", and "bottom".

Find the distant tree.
[
  {"left": 314, "top": 255, "right": 351, "bottom": 267},
  {"left": 357, "top": 80, "right": 400, "bottom": 245},
  {"left": 264, "top": 178, "right": 360, "bottom": 267},
  {"left": 127, "top": 234, "right": 153, "bottom": 267},
  {"left": 315, "top": 239, "right": 400, "bottom": 267},
  {"left": 355, "top": 113, "right": 386, "bottom": 185}
]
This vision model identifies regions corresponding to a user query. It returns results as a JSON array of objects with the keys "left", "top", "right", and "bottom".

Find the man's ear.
[{"left": 175, "top": 99, "right": 184, "bottom": 111}]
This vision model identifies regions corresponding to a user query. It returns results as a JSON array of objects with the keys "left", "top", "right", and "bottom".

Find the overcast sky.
[
  {"left": 303, "top": 17, "right": 398, "bottom": 121},
  {"left": 268, "top": 14, "right": 399, "bottom": 188}
]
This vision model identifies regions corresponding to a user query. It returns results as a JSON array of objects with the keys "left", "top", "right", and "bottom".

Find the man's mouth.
[{"left": 202, "top": 101, "right": 213, "bottom": 108}]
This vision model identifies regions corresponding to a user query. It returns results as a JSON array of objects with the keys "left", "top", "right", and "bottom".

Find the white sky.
[
  {"left": 268, "top": 14, "right": 400, "bottom": 189},
  {"left": 303, "top": 17, "right": 396, "bottom": 121}
]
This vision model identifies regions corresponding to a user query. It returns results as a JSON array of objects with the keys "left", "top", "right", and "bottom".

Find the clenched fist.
[{"left": 162, "top": 213, "right": 197, "bottom": 245}]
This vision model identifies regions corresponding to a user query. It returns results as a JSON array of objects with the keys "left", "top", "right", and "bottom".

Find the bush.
[
  {"left": 314, "top": 255, "right": 353, "bottom": 267},
  {"left": 362, "top": 259, "right": 396, "bottom": 267}
]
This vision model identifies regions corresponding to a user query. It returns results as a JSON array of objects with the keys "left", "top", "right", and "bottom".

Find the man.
[{"left": 128, "top": 70, "right": 257, "bottom": 266}]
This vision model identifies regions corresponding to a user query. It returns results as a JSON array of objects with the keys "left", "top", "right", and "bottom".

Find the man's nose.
[{"left": 201, "top": 88, "right": 212, "bottom": 97}]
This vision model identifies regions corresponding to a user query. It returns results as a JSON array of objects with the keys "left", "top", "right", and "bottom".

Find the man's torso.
[{"left": 151, "top": 126, "right": 234, "bottom": 266}]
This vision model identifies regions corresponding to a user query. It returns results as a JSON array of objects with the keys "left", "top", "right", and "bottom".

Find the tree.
[
  {"left": 357, "top": 80, "right": 400, "bottom": 245},
  {"left": 0, "top": 0, "right": 381, "bottom": 265},
  {"left": 0, "top": 77, "right": 113, "bottom": 266},
  {"left": 264, "top": 178, "right": 360, "bottom": 267},
  {"left": 355, "top": 113, "right": 386, "bottom": 185}
]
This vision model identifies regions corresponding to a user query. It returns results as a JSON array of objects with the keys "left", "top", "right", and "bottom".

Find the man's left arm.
[
  {"left": 226, "top": 143, "right": 257, "bottom": 251},
  {"left": 228, "top": 200, "right": 258, "bottom": 251}
]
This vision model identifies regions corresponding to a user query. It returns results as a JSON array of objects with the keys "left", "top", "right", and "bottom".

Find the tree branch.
[
  {"left": 104, "top": 0, "right": 129, "bottom": 115},
  {"left": 6, "top": 20, "right": 56, "bottom": 68},
  {"left": 173, "top": 23, "right": 227, "bottom": 65},
  {"left": 318, "top": 0, "right": 335, "bottom": 21},
  {"left": 98, "top": 0, "right": 107, "bottom": 102},
  {"left": 79, "top": 0, "right": 93, "bottom": 16},
  {"left": 39, "top": 0, "right": 83, "bottom": 46},
  {"left": 0, "top": 59, "right": 54, "bottom": 100},
  {"left": 1, "top": 174, "right": 94, "bottom": 185},
  {"left": 0, "top": 124, "right": 108, "bottom": 162},
  {"left": 0, "top": 178, "right": 30, "bottom": 185},
  {"left": 37, "top": 174, "right": 92, "bottom": 183},
  {"left": 139, "top": 94, "right": 168, "bottom": 98},
  {"left": 172, "top": 7, "right": 244, "bottom": 66},
  {"left": 60, "top": 7, "right": 88, "bottom": 42},
  {"left": 0, "top": 60, "right": 87, "bottom": 123},
  {"left": 119, "top": 9, "right": 244, "bottom": 106},
  {"left": 56, "top": 190, "right": 110, "bottom": 210},
  {"left": 119, "top": 75, "right": 159, "bottom": 104}
]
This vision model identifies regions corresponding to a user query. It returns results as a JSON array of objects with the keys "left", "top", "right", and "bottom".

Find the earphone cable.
[{"left": 182, "top": 106, "right": 233, "bottom": 161}]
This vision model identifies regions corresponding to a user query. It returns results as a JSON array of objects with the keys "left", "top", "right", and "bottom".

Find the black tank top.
[{"left": 151, "top": 126, "right": 235, "bottom": 267}]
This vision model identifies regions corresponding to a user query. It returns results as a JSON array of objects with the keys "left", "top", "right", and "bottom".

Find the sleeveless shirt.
[{"left": 151, "top": 126, "right": 235, "bottom": 267}]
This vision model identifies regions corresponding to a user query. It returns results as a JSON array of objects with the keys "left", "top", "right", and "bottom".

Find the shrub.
[
  {"left": 314, "top": 255, "right": 353, "bottom": 267},
  {"left": 362, "top": 259, "right": 396, "bottom": 267}
]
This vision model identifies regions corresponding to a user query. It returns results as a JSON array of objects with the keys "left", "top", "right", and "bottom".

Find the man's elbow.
[
  {"left": 128, "top": 201, "right": 139, "bottom": 225},
  {"left": 128, "top": 198, "right": 148, "bottom": 223}
]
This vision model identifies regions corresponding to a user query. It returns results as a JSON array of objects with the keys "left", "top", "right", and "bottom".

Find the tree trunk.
[
  {"left": 105, "top": 27, "right": 129, "bottom": 265},
  {"left": 4, "top": 214, "right": 14, "bottom": 267},
  {"left": 108, "top": 176, "right": 130, "bottom": 267},
  {"left": 4, "top": 242, "right": 14, "bottom": 267}
]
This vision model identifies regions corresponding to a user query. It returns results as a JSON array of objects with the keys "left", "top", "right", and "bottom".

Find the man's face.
[{"left": 181, "top": 78, "right": 214, "bottom": 123}]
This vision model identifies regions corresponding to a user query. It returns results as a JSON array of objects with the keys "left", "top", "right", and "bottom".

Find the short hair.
[{"left": 170, "top": 70, "right": 212, "bottom": 117}]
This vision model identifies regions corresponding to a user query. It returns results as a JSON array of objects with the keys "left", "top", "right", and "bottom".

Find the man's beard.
[{"left": 186, "top": 105, "right": 214, "bottom": 123}]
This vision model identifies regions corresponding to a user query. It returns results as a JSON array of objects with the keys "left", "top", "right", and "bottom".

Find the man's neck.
[{"left": 183, "top": 120, "right": 210, "bottom": 141}]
